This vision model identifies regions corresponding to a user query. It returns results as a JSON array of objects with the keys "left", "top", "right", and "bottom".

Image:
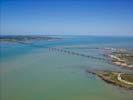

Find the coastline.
[
  {"left": 87, "top": 70, "right": 133, "bottom": 90},
  {"left": 103, "top": 48, "right": 133, "bottom": 70}
]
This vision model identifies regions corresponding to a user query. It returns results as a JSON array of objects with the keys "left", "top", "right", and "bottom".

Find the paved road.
[{"left": 117, "top": 73, "right": 133, "bottom": 85}]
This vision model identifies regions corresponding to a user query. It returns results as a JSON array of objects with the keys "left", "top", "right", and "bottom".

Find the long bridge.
[
  {"left": 48, "top": 47, "right": 107, "bottom": 62},
  {"left": 17, "top": 41, "right": 107, "bottom": 62}
]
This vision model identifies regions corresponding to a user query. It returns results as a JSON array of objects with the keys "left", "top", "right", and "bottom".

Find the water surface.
[{"left": 0, "top": 36, "right": 133, "bottom": 100}]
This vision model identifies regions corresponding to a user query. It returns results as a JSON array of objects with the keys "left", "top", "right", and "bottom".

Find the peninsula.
[{"left": 87, "top": 70, "right": 133, "bottom": 90}]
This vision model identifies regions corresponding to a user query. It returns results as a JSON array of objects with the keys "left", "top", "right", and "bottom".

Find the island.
[{"left": 0, "top": 35, "right": 61, "bottom": 43}]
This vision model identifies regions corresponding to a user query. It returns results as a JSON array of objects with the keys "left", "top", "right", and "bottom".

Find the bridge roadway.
[{"left": 49, "top": 47, "right": 107, "bottom": 62}]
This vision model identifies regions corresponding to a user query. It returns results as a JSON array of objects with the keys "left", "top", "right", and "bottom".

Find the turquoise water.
[{"left": 0, "top": 36, "right": 133, "bottom": 100}]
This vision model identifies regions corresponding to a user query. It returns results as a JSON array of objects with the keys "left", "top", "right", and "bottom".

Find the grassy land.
[
  {"left": 112, "top": 51, "right": 133, "bottom": 65},
  {"left": 96, "top": 71, "right": 133, "bottom": 90},
  {"left": 121, "top": 74, "right": 133, "bottom": 83}
]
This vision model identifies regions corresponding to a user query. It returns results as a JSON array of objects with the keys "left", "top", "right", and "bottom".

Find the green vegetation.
[
  {"left": 121, "top": 74, "right": 133, "bottom": 83},
  {"left": 0, "top": 35, "right": 61, "bottom": 43},
  {"left": 112, "top": 51, "right": 133, "bottom": 64},
  {"left": 96, "top": 71, "right": 133, "bottom": 90},
  {"left": 109, "top": 50, "right": 133, "bottom": 69}
]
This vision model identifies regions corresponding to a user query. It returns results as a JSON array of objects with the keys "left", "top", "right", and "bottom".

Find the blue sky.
[{"left": 1, "top": 0, "right": 133, "bottom": 35}]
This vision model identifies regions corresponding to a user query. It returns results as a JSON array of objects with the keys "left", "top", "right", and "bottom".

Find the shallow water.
[{"left": 0, "top": 36, "right": 133, "bottom": 100}]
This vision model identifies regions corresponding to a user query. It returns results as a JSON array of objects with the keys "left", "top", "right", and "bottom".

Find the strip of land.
[
  {"left": 87, "top": 70, "right": 133, "bottom": 90},
  {"left": 104, "top": 48, "right": 133, "bottom": 69},
  {"left": 0, "top": 35, "right": 61, "bottom": 43}
]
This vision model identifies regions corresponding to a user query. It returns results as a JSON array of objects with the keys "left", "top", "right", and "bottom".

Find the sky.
[{"left": 0, "top": 0, "right": 133, "bottom": 36}]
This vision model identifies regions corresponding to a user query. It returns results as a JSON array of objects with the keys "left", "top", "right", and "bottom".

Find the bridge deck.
[{"left": 49, "top": 47, "right": 107, "bottom": 62}]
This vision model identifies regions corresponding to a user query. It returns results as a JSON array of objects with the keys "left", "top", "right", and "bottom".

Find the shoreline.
[
  {"left": 103, "top": 48, "right": 133, "bottom": 70},
  {"left": 87, "top": 70, "right": 133, "bottom": 90}
]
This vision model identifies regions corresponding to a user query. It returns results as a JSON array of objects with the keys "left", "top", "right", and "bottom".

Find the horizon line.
[{"left": 1, "top": 34, "right": 133, "bottom": 37}]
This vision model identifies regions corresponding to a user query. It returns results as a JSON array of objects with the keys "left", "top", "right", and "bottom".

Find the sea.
[{"left": 0, "top": 35, "right": 133, "bottom": 100}]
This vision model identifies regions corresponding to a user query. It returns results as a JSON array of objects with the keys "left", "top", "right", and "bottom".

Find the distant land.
[{"left": 0, "top": 35, "right": 61, "bottom": 43}]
